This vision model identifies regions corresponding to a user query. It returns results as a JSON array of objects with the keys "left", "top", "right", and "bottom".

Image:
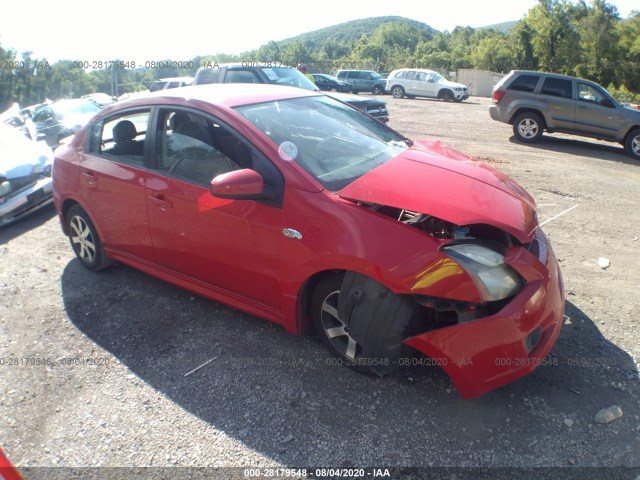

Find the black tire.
[
  {"left": 513, "top": 112, "right": 544, "bottom": 143},
  {"left": 440, "top": 90, "right": 454, "bottom": 102},
  {"left": 66, "top": 204, "right": 113, "bottom": 271},
  {"left": 372, "top": 85, "right": 385, "bottom": 95},
  {"left": 311, "top": 272, "right": 419, "bottom": 376},
  {"left": 351, "top": 91, "right": 359, "bottom": 95},
  {"left": 391, "top": 86, "right": 405, "bottom": 99},
  {"left": 625, "top": 128, "right": 640, "bottom": 160}
]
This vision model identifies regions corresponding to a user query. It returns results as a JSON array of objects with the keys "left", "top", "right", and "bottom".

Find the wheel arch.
[
  {"left": 508, "top": 108, "right": 547, "bottom": 128},
  {"left": 60, "top": 198, "right": 81, "bottom": 235},
  {"left": 296, "top": 269, "right": 346, "bottom": 334},
  {"left": 622, "top": 125, "right": 640, "bottom": 144}
]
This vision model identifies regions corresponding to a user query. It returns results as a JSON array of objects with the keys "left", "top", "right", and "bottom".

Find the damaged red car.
[{"left": 52, "top": 84, "right": 564, "bottom": 398}]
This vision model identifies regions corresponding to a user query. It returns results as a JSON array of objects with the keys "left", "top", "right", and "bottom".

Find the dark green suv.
[{"left": 489, "top": 70, "right": 640, "bottom": 160}]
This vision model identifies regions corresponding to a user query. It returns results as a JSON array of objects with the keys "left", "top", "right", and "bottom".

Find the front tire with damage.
[{"left": 311, "top": 272, "right": 420, "bottom": 376}]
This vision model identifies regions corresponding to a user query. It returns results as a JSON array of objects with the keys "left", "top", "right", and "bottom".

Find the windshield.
[
  {"left": 52, "top": 100, "right": 100, "bottom": 117},
  {"left": 432, "top": 72, "right": 445, "bottom": 82},
  {"left": 260, "top": 67, "right": 319, "bottom": 91},
  {"left": 235, "top": 95, "right": 409, "bottom": 190}
]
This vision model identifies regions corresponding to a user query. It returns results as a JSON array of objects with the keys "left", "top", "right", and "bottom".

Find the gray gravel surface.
[{"left": 1, "top": 96, "right": 639, "bottom": 479}]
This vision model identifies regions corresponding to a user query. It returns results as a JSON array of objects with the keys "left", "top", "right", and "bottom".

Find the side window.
[
  {"left": 225, "top": 69, "right": 260, "bottom": 83},
  {"left": 154, "top": 109, "right": 245, "bottom": 186},
  {"left": 540, "top": 77, "right": 573, "bottom": 98},
  {"left": 507, "top": 74, "right": 540, "bottom": 92},
  {"left": 578, "top": 83, "right": 606, "bottom": 104},
  {"left": 394, "top": 71, "right": 405, "bottom": 79},
  {"left": 90, "top": 110, "right": 150, "bottom": 165},
  {"left": 33, "top": 108, "right": 54, "bottom": 122},
  {"left": 405, "top": 71, "right": 418, "bottom": 81}
]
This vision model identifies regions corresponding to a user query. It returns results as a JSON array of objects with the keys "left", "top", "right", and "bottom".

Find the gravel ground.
[{"left": 1, "top": 96, "right": 639, "bottom": 480}]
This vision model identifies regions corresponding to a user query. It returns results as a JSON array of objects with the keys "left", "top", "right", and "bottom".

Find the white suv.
[{"left": 386, "top": 69, "right": 469, "bottom": 102}]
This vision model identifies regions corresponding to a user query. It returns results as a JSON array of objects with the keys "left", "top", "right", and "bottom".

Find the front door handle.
[
  {"left": 148, "top": 194, "right": 173, "bottom": 209},
  {"left": 81, "top": 171, "right": 97, "bottom": 187}
]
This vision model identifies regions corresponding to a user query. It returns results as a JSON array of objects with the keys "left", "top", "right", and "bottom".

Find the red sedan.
[{"left": 52, "top": 84, "right": 564, "bottom": 398}]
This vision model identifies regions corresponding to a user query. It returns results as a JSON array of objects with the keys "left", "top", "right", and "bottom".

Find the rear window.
[
  {"left": 540, "top": 77, "right": 573, "bottom": 99},
  {"left": 507, "top": 74, "right": 540, "bottom": 92},
  {"left": 195, "top": 68, "right": 221, "bottom": 85}
]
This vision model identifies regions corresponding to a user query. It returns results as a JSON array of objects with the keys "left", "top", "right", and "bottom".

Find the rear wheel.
[
  {"left": 311, "top": 273, "right": 420, "bottom": 376},
  {"left": 66, "top": 205, "right": 113, "bottom": 271},
  {"left": 391, "top": 86, "right": 405, "bottom": 99},
  {"left": 625, "top": 128, "right": 640, "bottom": 160},
  {"left": 513, "top": 112, "right": 544, "bottom": 143}
]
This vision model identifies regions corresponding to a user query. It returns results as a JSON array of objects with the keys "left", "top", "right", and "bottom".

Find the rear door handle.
[
  {"left": 81, "top": 171, "right": 97, "bottom": 187},
  {"left": 148, "top": 194, "right": 173, "bottom": 209}
]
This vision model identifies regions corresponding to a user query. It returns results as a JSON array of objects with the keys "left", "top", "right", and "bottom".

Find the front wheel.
[
  {"left": 391, "top": 86, "right": 405, "bottom": 99},
  {"left": 372, "top": 85, "right": 385, "bottom": 95},
  {"left": 66, "top": 205, "right": 113, "bottom": 271},
  {"left": 311, "top": 273, "right": 420, "bottom": 376},
  {"left": 440, "top": 90, "right": 454, "bottom": 102},
  {"left": 625, "top": 128, "right": 640, "bottom": 160},
  {"left": 513, "top": 112, "right": 544, "bottom": 143}
]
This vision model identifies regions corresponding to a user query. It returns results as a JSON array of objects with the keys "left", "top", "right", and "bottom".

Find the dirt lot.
[{"left": 1, "top": 96, "right": 639, "bottom": 479}]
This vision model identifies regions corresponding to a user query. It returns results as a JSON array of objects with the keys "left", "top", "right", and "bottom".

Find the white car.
[{"left": 386, "top": 69, "right": 469, "bottom": 102}]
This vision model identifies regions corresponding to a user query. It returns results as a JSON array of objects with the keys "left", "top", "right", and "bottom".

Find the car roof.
[
  {"left": 392, "top": 68, "right": 438, "bottom": 74},
  {"left": 105, "top": 83, "right": 320, "bottom": 111},
  {"left": 508, "top": 70, "right": 589, "bottom": 82},
  {"left": 157, "top": 76, "right": 194, "bottom": 82}
]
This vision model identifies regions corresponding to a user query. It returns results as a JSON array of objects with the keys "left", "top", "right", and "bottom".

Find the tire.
[
  {"left": 625, "top": 128, "right": 640, "bottom": 160},
  {"left": 351, "top": 91, "right": 359, "bottom": 95},
  {"left": 440, "top": 90, "right": 454, "bottom": 102},
  {"left": 311, "top": 272, "right": 419, "bottom": 376},
  {"left": 391, "top": 86, "right": 405, "bottom": 99},
  {"left": 66, "top": 204, "right": 113, "bottom": 271},
  {"left": 372, "top": 85, "right": 385, "bottom": 95},
  {"left": 513, "top": 112, "right": 544, "bottom": 143}
]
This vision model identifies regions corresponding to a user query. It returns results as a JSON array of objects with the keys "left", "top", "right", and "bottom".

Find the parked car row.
[
  {"left": 192, "top": 64, "right": 389, "bottom": 122},
  {"left": 319, "top": 68, "right": 471, "bottom": 103}
]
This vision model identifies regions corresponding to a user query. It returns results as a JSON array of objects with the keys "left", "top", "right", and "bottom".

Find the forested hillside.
[{"left": 1, "top": 0, "right": 639, "bottom": 109}]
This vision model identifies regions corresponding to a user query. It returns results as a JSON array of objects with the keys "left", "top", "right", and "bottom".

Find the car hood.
[
  {"left": 0, "top": 127, "right": 53, "bottom": 178},
  {"left": 326, "top": 92, "right": 386, "bottom": 106},
  {"left": 440, "top": 79, "right": 467, "bottom": 89},
  {"left": 336, "top": 140, "right": 537, "bottom": 243}
]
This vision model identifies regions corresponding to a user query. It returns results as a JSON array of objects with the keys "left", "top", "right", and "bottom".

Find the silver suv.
[{"left": 489, "top": 70, "right": 640, "bottom": 160}]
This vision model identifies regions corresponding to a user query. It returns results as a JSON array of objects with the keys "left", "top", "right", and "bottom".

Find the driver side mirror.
[
  {"left": 601, "top": 97, "right": 615, "bottom": 108},
  {"left": 210, "top": 168, "right": 272, "bottom": 200}
]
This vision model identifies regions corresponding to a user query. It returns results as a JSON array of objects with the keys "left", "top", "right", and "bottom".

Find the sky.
[{"left": 1, "top": 0, "right": 638, "bottom": 64}]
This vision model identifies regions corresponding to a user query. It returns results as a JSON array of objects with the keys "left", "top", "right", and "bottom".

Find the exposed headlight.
[
  {"left": 0, "top": 179, "right": 11, "bottom": 200},
  {"left": 454, "top": 87, "right": 462, "bottom": 91},
  {"left": 443, "top": 244, "right": 524, "bottom": 302}
]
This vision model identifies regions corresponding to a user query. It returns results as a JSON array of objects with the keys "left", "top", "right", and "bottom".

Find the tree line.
[{"left": 1, "top": 0, "right": 639, "bottom": 110}]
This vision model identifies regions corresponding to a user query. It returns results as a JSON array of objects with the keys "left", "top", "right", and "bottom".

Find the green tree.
[
  {"left": 526, "top": 0, "right": 580, "bottom": 73},
  {"left": 469, "top": 35, "right": 517, "bottom": 71},
  {"left": 574, "top": 0, "right": 620, "bottom": 86}
]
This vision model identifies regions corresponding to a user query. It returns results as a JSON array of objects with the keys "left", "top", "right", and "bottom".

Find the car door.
[
  {"left": 411, "top": 71, "right": 431, "bottom": 97},
  {"left": 574, "top": 82, "right": 626, "bottom": 140},
  {"left": 145, "top": 107, "right": 284, "bottom": 311},
  {"left": 537, "top": 77, "right": 576, "bottom": 131},
  {"left": 80, "top": 109, "right": 155, "bottom": 260}
]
